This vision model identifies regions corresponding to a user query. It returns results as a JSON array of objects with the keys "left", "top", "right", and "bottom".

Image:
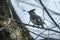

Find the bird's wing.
[{"left": 34, "top": 15, "right": 42, "bottom": 22}]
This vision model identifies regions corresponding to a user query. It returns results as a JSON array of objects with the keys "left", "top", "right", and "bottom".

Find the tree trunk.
[{"left": 0, "top": 0, "right": 34, "bottom": 40}]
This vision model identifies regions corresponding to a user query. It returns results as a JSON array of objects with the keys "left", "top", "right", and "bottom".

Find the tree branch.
[
  {"left": 13, "top": 21, "right": 60, "bottom": 33},
  {"left": 39, "top": 0, "right": 60, "bottom": 30},
  {"left": 29, "top": 30, "right": 46, "bottom": 38},
  {"left": 17, "top": 0, "right": 42, "bottom": 9}
]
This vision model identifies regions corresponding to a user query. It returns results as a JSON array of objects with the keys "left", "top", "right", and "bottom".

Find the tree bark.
[{"left": 0, "top": 0, "right": 34, "bottom": 40}]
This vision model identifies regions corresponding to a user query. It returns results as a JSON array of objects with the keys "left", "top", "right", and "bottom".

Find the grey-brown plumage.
[{"left": 28, "top": 9, "right": 45, "bottom": 28}]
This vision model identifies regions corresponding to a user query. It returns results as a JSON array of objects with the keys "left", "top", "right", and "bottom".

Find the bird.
[{"left": 28, "top": 9, "right": 45, "bottom": 28}]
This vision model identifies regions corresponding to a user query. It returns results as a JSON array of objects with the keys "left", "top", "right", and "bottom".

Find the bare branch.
[
  {"left": 47, "top": 8, "right": 60, "bottom": 16},
  {"left": 13, "top": 21, "right": 60, "bottom": 33},
  {"left": 39, "top": 0, "right": 60, "bottom": 30},
  {"left": 17, "top": 0, "right": 42, "bottom": 9},
  {"left": 35, "top": 30, "right": 46, "bottom": 39},
  {"left": 29, "top": 30, "right": 46, "bottom": 38}
]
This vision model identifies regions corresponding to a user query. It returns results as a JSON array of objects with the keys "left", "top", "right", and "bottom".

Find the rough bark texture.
[{"left": 0, "top": 0, "right": 34, "bottom": 40}]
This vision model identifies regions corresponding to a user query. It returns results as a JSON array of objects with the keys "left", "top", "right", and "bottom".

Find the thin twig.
[
  {"left": 29, "top": 30, "right": 46, "bottom": 38},
  {"left": 17, "top": 0, "right": 42, "bottom": 9},
  {"left": 34, "top": 30, "right": 46, "bottom": 40},
  {"left": 39, "top": 0, "right": 60, "bottom": 30}
]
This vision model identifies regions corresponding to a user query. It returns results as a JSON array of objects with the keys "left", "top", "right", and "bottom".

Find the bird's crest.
[{"left": 28, "top": 9, "right": 35, "bottom": 13}]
